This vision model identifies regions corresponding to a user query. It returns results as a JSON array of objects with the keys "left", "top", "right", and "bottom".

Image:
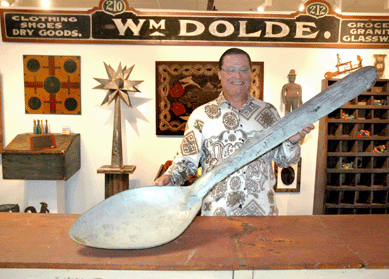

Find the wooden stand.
[{"left": 97, "top": 165, "right": 136, "bottom": 198}]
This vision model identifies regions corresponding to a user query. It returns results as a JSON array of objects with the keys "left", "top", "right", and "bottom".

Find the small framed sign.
[
  {"left": 30, "top": 134, "right": 56, "bottom": 151},
  {"left": 0, "top": 71, "right": 3, "bottom": 152},
  {"left": 274, "top": 158, "right": 302, "bottom": 192}
]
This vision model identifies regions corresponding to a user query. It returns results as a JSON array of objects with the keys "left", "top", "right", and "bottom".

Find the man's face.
[{"left": 218, "top": 54, "right": 252, "bottom": 99}]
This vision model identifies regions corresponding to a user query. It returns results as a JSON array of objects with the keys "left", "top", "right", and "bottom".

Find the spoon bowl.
[{"left": 69, "top": 186, "right": 201, "bottom": 249}]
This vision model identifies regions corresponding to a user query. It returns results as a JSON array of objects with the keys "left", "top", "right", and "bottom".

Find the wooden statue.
[{"left": 281, "top": 69, "right": 303, "bottom": 114}]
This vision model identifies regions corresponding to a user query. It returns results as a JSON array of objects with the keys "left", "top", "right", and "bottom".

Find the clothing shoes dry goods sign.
[{"left": 0, "top": 0, "right": 389, "bottom": 48}]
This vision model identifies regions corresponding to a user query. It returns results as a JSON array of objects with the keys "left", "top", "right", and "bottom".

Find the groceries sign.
[{"left": 0, "top": 0, "right": 389, "bottom": 48}]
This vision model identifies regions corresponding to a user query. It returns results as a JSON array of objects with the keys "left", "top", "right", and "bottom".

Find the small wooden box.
[{"left": 2, "top": 133, "right": 80, "bottom": 181}]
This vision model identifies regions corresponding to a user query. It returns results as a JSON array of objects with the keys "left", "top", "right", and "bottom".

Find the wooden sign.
[{"left": 1, "top": 0, "right": 389, "bottom": 48}]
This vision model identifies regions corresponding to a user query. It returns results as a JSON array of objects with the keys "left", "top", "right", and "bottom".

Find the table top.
[{"left": 0, "top": 213, "right": 388, "bottom": 270}]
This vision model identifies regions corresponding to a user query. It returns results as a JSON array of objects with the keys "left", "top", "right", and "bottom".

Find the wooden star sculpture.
[
  {"left": 94, "top": 62, "right": 144, "bottom": 193},
  {"left": 94, "top": 62, "right": 143, "bottom": 107}
]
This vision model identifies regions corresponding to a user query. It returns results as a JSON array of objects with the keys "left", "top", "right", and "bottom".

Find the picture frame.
[
  {"left": 274, "top": 158, "right": 302, "bottom": 192},
  {"left": 155, "top": 61, "right": 264, "bottom": 135},
  {"left": 0, "top": 71, "right": 3, "bottom": 152}
]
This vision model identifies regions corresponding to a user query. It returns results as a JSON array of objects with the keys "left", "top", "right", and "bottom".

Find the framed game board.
[{"left": 24, "top": 55, "right": 81, "bottom": 115}]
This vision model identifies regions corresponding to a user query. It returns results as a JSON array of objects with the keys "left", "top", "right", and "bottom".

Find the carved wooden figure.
[{"left": 281, "top": 69, "right": 303, "bottom": 114}]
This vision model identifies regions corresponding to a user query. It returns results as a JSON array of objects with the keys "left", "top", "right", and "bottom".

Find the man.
[
  {"left": 152, "top": 48, "right": 314, "bottom": 216},
  {"left": 281, "top": 69, "right": 303, "bottom": 114}
]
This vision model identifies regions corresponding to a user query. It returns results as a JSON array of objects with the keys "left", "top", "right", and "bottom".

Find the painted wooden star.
[{"left": 93, "top": 62, "right": 143, "bottom": 107}]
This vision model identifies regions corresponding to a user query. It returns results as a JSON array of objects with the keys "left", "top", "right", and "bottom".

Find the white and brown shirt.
[{"left": 165, "top": 92, "right": 301, "bottom": 216}]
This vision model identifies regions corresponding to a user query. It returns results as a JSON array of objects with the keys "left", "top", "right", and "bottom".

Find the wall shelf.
[
  {"left": 2, "top": 133, "right": 80, "bottom": 181},
  {"left": 314, "top": 79, "right": 389, "bottom": 215}
]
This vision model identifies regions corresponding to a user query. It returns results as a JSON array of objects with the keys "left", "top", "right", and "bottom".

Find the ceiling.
[{"left": 7, "top": 0, "right": 389, "bottom": 14}]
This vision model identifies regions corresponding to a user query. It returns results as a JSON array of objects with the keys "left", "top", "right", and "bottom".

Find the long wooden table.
[{"left": 0, "top": 213, "right": 388, "bottom": 278}]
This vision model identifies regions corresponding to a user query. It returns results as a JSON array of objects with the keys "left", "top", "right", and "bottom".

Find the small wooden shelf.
[
  {"left": 328, "top": 119, "right": 389, "bottom": 123},
  {"left": 327, "top": 169, "right": 389, "bottom": 173},
  {"left": 328, "top": 152, "right": 389, "bottom": 156},
  {"left": 326, "top": 186, "right": 389, "bottom": 190},
  {"left": 2, "top": 133, "right": 80, "bottom": 181},
  {"left": 328, "top": 136, "right": 389, "bottom": 140}
]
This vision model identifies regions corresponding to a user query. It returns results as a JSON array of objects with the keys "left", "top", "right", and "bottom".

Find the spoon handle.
[{"left": 185, "top": 67, "right": 377, "bottom": 203}]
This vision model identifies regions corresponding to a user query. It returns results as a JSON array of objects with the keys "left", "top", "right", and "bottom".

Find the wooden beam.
[{"left": 207, "top": 0, "right": 214, "bottom": 10}]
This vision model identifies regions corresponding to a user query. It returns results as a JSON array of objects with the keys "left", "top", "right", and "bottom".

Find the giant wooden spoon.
[{"left": 69, "top": 66, "right": 377, "bottom": 249}]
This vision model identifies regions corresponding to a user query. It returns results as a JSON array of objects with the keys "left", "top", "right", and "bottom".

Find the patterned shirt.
[{"left": 165, "top": 92, "right": 301, "bottom": 216}]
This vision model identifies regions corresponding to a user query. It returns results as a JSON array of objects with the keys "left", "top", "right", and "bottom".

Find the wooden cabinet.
[{"left": 314, "top": 79, "right": 389, "bottom": 214}]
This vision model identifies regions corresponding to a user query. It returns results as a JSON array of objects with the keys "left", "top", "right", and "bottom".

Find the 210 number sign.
[{"left": 102, "top": 0, "right": 126, "bottom": 16}]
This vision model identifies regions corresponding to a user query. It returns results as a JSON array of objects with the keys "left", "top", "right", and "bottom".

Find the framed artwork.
[
  {"left": 156, "top": 61, "right": 264, "bottom": 135},
  {"left": 274, "top": 158, "right": 302, "bottom": 192},
  {"left": 24, "top": 55, "right": 81, "bottom": 115},
  {"left": 0, "top": 71, "right": 3, "bottom": 152}
]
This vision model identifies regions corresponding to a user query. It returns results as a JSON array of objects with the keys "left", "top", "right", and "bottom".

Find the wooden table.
[{"left": 0, "top": 213, "right": 388, "bottom": 279}]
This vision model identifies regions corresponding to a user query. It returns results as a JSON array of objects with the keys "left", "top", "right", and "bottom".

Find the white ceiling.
[{"left": 8, "top": 0, "right": 389, "bottom": 14}]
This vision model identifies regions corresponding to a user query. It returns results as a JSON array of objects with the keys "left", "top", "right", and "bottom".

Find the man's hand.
[
  {"left": 288, "top": 124, "right": 315, "bottom": 144},
  {"left": 151, "top": 174, "right": 173, "bottom": 186}
]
